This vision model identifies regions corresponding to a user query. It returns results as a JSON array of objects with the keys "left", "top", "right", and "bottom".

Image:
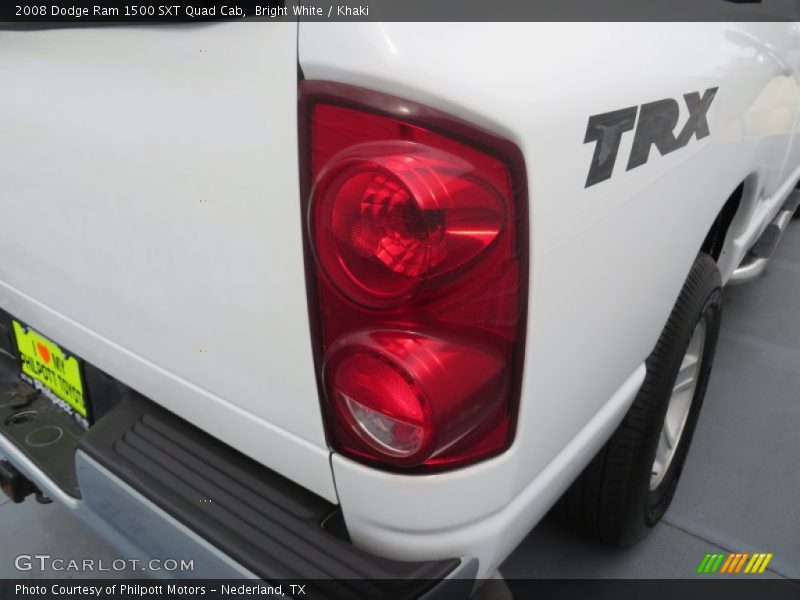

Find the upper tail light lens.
[
  {"left": 312, "top": 142, "right": 506, "bottom": 308},
  {"left": 300, "top": 82, "right": 528, "bottom": 472}
]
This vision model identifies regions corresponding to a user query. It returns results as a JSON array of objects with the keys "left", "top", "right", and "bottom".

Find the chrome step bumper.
[{"left": 729, "top": 191, "right": 798, "bottom": 285}]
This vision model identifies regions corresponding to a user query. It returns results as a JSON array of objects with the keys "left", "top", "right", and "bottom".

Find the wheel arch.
[
  {"left": 700, "top": 174, "right": 760, "bottom": 276},
  {"left": 701, "top": 181, "right": 744, "bottom": 262}
]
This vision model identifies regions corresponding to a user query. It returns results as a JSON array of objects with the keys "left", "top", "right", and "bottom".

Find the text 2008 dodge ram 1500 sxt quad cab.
[{"left": 0, "top": 21, "right": 799, "bottom": 595}]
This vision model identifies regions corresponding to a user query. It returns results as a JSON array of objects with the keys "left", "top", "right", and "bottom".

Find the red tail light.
[{"left": 300, "top": 82, "right": 528, "bottom": 472}]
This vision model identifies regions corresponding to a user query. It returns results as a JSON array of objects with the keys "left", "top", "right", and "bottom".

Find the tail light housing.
[{"left": 300, "top": 81, "right": 528, "bottom": 472}]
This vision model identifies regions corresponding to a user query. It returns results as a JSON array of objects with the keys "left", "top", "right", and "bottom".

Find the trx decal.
[{"left": 584, "top": 88, "right": 718, "bottom": 188}]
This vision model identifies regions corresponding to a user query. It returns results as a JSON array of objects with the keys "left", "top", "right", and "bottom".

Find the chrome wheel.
[{"left": 650, "top": 320, "right": 707, "bottom": 491}]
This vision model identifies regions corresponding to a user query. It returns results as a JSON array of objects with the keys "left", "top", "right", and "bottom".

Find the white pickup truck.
[{"left": 0, "top": 21, "right": 799, "bottom": 594}]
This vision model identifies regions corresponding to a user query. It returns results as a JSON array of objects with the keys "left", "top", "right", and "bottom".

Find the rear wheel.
[{"left": 558, "top": 253, "right": 723, "bottom": 546}]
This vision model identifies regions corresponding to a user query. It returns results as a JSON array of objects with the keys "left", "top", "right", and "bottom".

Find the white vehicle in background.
[{"left": 0, "top": 20, "right": 799, "bottom": 594}]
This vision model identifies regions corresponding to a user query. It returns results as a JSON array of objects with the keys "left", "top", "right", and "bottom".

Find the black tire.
[
  {"left": 557, "top": 253, "right": 723, "bottom": 547},
  {"left": 794, "top": 186, "right": 800, "bottom": 218}
]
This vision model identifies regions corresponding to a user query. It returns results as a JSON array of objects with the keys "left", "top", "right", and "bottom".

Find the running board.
[{"left": 729, "top": 191, "right": 798, "bottom": 285}]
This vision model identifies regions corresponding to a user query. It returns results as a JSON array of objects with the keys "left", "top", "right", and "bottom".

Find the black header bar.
[{"left": 2, "top": 0, "right": 800, "bottom": 23}]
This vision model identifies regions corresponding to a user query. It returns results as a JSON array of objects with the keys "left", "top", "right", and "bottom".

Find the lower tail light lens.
[
  {"left": 333, "top": 350, "right": 429, "bottom": 460},
  {"left": 326, "top": 331, "right": 508, "bottom": 467},
  {"left": 300, "top": 82, "right": 528, "bottom": 472}
]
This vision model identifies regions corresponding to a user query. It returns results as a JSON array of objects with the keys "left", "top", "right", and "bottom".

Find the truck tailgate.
[{"left": 0, "top": 23, "right": 336, "bottom": 501}]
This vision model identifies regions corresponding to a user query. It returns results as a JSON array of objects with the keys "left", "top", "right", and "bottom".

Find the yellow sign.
[{"left": 12, "top": 321, "right": 87, "bottom": 418}]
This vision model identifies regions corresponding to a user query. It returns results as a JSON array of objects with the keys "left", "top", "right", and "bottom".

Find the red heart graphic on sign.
[{"left": 36, "top": 342, "right": 51, "bottom": 364}]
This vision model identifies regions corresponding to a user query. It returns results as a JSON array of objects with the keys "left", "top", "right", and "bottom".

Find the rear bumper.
[
  {"left": 0, "top": 362, "right": 473, "bottom": 598},
  {"left": 0, "top": 440, "right": 256, "bottom": 578}
]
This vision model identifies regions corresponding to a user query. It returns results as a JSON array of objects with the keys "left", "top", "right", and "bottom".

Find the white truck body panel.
[
  {"left": 299, "top": 22, "right": 800, "bottom": 576},
  {"left": 0, "top": 23, "right": 337, "bottom": 501}
]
